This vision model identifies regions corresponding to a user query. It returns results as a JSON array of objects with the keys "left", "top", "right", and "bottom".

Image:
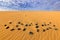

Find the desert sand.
[{"left": 0, "top": 11, "right": 60, "bottom": 40}]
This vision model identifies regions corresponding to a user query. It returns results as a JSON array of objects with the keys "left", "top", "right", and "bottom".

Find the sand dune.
[{"left": 0, "top": 11, "right": 60, "bottom": 40}]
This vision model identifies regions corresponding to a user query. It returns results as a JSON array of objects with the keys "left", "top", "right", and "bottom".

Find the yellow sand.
[{"left": 0, "top": 11, "right": 60, "bottom": 40}]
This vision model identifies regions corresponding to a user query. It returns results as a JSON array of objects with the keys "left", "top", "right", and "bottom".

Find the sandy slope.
[{"left": 0, "top": 11, "right": 60, "bottom": 40}]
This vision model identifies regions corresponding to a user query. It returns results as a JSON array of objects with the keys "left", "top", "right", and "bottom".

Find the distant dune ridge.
[{"left": 0, "top": 0, "right": 60, "bottom": 10}]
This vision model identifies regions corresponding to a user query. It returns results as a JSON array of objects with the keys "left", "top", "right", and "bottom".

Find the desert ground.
[{"left": 0, "top": 11, "right": 60, "bottom": 40}]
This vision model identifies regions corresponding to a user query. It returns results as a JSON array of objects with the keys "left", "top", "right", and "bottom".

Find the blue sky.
[{"left": 0, "top": 0, "right": 60, "bottom": 10}]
